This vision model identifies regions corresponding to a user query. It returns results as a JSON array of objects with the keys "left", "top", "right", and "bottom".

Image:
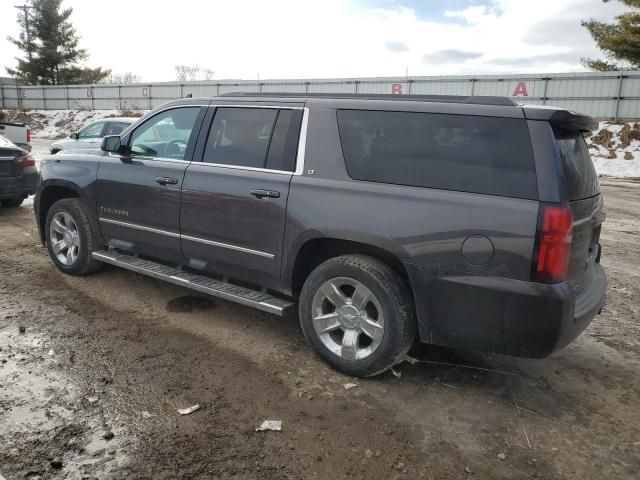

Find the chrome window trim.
[
  {"left": 98, "top": 218, "right": 274, "bottom": 259},
  {"left": 294, "top": 107, "right": 309, "bottom": 176},
  {"left": 107, "top": 152, "right": 191, "bottom": 165},
  {"left": 193, "top": 162, "right": 292, "bottom": 176},
  {"left": 199, "top": 106, "right": 309, "bottom": 176},
  {"left": 209, "top": 104, "right": 304, "bottom": 110}
]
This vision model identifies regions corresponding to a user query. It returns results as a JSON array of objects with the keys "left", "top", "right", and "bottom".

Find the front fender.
[{"left": 35, "top": 155, "right": 101, "bottom": 244}]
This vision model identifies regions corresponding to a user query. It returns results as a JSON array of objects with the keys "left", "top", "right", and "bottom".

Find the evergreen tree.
[
  {"left": 582, "top": 0, "right": 640, "bottom": 71},
  {"left": 7, "top": 0, "right": 110, "bottom": 85}
]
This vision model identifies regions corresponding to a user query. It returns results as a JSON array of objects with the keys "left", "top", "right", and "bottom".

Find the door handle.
[
  {"left": 250, "top": 189, "right": 280, "bottom": 199},
  {"left": 155, "top": 176, "right": 178, "bottom": 186}
]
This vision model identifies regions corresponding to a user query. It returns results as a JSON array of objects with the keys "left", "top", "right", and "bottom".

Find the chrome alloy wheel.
[
  {"left": 311, "top": 277, "right": 385, "bottom": 361},
  {"left": 49, "top": 211, "right": 80, "bottom": 266}
]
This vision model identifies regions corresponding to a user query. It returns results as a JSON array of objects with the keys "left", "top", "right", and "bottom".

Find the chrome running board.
[{"left": 92, "top": 250, "right": 295, "bottom": 316}]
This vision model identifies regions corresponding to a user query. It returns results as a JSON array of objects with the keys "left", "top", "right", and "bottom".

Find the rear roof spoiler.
[{"left": 522, "top": 106, "right": 597, "bottom": 132}]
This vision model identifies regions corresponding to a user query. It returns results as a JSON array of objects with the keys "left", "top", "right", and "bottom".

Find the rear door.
[
  {"left": 96, "top": 105, "right": 205, "bottom": 263},
  {"left": 554, "top": 128, "right": 605, "bottom": 294},
  {"left": 180, "top": 105, "right": 304, "bottom": 291}
]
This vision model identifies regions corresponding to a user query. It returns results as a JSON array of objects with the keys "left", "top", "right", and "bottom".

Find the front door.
[
  {"left": 96, "top": 105, "right": 205, "bottom": 263},
  {"left": 180, "top": 105, "right": 304, "bottom": 291}
]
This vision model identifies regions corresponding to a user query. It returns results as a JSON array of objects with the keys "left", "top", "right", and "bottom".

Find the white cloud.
[{"left": 0, "top": 0, "right": 629, "bottom": 82}]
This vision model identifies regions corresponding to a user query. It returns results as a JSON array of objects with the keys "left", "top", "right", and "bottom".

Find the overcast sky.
[{"left": 0, "top": 0, "right": 628, "bottom": 82}]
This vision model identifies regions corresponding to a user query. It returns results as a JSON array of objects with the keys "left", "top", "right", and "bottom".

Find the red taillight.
[
  {"left": 17, "top": 153, "right": 36, "bottom": 167},
  {"left": 27, "top": 129, "right": 31, "bottom": 143},
  {"left": 534, "top": 204, "right": 573, "bottom": 283}
]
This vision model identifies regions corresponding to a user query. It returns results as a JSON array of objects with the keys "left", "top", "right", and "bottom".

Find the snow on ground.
[
  {"left": 31, "top": 109, "right": 123, "bottom": 138},
  {"left": 585, "top": 121, "right": 640, "bottom": 178},
  {"left": 1, "top": 109, "right": 146, "bottom": 140},
  {"left": 2, "top": 109, "right": 640, "bottom": 178}
]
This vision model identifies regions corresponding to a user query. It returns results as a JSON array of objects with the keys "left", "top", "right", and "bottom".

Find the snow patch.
[
  {"left": 586, "top": 121, "right": 640, "bottom": 178},
  {"left": 1, "top": 109, "right": 146, "bottom": 140}
]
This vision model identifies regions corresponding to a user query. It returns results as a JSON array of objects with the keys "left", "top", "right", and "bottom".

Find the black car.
[
  {"left": 0, "top": 135, "right": 38, "bottom": 207},
  {"left": 34, "top": 93, "right": 607, "bottom": 377}
]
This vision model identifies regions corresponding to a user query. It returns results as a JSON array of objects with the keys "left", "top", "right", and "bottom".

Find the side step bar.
[{"left": 91, "top": 250, "right": 296, "bottom": 316}]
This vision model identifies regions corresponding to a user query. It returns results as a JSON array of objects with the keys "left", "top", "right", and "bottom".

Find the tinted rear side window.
[
  {"left": 337, "top": 110, "right": 538, "bottom": 199},
  {"left": 554, "top": 128, "right": 599, "bottom": 201},
  {"left": 204, "top": 108, "right": 278, "bottom": 168},
  {"left": 265, "top": 109, "right": 303, "bottom": 172}
]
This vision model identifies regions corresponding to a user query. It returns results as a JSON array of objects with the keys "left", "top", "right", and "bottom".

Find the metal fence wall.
[{"left": 1, "top": 71, "right": 639, "bottom": 119}]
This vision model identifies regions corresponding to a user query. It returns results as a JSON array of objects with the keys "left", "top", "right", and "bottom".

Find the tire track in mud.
[{"left": 0, "top": 207, "right": 433, "bottom": 479}]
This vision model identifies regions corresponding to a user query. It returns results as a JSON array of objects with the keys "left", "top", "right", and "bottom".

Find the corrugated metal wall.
[{"left": 1, "top": 71, "right": 639, "bottom": 119}]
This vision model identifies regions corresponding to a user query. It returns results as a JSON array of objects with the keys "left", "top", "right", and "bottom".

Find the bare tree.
[
  {"left": 175, "top": 65, "right": 215, "bottom": 81},
  {"left": 102, "top": 72, "right": 142, "bottom": 84}
]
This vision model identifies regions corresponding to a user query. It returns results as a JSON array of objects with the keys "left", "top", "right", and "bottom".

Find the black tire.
[
  {"left": 45, "top": 198, "right": 102, "bottom": 275},
  {"left": 299, "top": 254, "right": 416, "bottom": 377},
  {"left": 1, "top": 197, "right": 25, "bottom": 208}
]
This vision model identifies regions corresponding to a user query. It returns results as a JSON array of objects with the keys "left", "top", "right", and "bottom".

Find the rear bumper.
[
  {"left": 0, "top": 170, "right": 39, "bottom": 200},
  {"left": 407, "top": 263, "right": 606, "bottom": 358}
]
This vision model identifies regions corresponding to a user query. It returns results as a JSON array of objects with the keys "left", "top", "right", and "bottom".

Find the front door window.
[{"left": 129, "top": 108, "right": 200, "bottom": 160}]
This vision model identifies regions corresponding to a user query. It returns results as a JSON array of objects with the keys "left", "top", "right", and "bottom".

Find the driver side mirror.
[
  {"left": 101, "top": 135, "right": 130, "bottom": 155},
  {"left": 69, "top": 132, "right": 79, "bottom": 139}
]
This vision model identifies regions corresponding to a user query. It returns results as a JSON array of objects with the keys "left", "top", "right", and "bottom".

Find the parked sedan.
[
  {"left": 50, "top": 117, "right": 138, "bottom": 154},
  {"left": 0, "top": 135, "right": 38, "bottom": 207}
]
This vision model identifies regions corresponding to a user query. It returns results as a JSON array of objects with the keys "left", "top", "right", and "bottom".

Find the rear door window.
[
  {"left": 554, "top": 128, "right": 599, "bottom": 201},
  {"left": 337, "top": 110, "right": 538, "bottom": 200},
  {"left": 203, "top": 107, "right": 302, "bottom": 171}
]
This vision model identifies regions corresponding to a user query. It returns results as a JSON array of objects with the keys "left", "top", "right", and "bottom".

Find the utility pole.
[{"left": 15, "top": 3, "right": 35, "bottom": 62}]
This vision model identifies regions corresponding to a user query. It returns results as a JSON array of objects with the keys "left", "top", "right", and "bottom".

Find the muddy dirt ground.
[{"left": 1, "top": 152, "right": 639, "bottom": 479}]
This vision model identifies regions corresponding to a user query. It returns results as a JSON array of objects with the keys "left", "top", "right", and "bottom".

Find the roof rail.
[{"left": 219, "top": 92, "right": 518, "bottom": 107}]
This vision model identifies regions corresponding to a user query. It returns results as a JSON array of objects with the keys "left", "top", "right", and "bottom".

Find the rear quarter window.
[
  {"left": 337, "top": 110, "right": 538, "bottom": 200},
  {"left": 554, "top": 128, "right": 600, "bottom": 201}
]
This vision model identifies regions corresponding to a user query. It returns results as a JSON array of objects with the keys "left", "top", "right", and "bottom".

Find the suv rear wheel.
[
  {"left": 45, "top": 198, "right": 102, "bottom": 275},
  {"left": 299, "top": 254, "right": 416, "bottom": 377}
]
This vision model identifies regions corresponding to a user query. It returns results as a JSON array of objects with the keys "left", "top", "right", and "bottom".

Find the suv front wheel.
[
  {"left": 299, "top": 254, "right": 416, "bottom": 377},
  {"left": 45, "top": 198, "right": 102, "bottom": 275}
]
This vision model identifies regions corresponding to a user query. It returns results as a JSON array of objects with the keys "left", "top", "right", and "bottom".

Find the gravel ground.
[{"left": 1, "top": 144, "right": 639, "bottom": 479}]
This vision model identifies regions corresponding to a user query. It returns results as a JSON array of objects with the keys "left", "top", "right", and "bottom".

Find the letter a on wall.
[{"left": 512, "top": 81, "right": 528, "bottom": 97}]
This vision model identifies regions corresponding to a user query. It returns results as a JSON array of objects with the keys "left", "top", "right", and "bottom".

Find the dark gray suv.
[{"left": 34, "top": 93, "right": 607, "bottom": 377}]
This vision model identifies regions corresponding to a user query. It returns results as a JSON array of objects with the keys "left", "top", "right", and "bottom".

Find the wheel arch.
[
  {"left": 287, "top": 235, "right": 413, "bottom": 299},
  {"left": 36, "top": 181, "right": 83, "bottom": 243}
]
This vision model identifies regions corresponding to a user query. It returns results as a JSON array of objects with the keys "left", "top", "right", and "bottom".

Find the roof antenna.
[{"left": 185, "top": 93, "right": 193, "bottom": 98}]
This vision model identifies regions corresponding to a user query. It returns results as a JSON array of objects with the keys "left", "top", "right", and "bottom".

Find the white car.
[{"left": 50, "top": 117, "right": 138, "bottom": 154}]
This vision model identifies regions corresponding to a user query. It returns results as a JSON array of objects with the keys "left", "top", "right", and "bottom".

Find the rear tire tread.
[{"left": 299, "top": 254, "right": 416, "bottom": 377}]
